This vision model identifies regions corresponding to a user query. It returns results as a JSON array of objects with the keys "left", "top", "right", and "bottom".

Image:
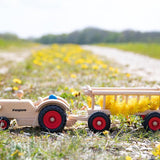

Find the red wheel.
[
  {"left": 43, "top": 111, "right": 62, "bottom": 129},
  {"left": 0, "top": 117, "right": 10, "bottom": 130},
  {"left": 88, "top": 112, "right": 110, "bottom": 133},
  {"left": 38, "top": 105, "right": 66, "bottom": 132},
  {"left": 143, "top": 112, "right": 160, "bottom": 132},
  {"left": 92, "top": 117, "right": 106, "bottom": 131},
  {"left": 0, "top": 120, "right": 7, "bottom": 129},
  {"left": 148, "top": 117, "right": 160, "bottom": 131}
]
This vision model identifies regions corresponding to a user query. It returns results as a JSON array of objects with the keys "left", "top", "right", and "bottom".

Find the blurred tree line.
[
  {"left": 35, "top": 27, "right": 160, "bottom": 44},
  {"left": 1, "top": 28, "right": 160, "bottom": 44},
  {"left": 0, "top": 33, "right": 35, "bottom": 49},
  {"left": 0, "top": 33, "right": 19, "bottom": 40}
]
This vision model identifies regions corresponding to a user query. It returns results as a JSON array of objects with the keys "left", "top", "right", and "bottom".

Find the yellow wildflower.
[
  {"left": 56, "top": 65, "right": 60, "bottom": 69},
  {"left": 97, "top": 96, "right": 115, "bottom": 110},
  {"left": 92, "top": 65, "right": 99, "bottom": 70},
  {"left": 81, "top": 64, "right": 88, "bottom": 69},
  {"left": 18, "top": 152, "right": 24, "bottom": 156},
  {"left": 109, "top": 67, "right": 114, "bottom": 71},
  {"left": 11, "top": 149, "right": 24, "bottom": 157},
  {"left": 70, "top": 74, "right": 77, "bottom": 78},
  {"left": 85, "top": 59, "right": 92, "bottom": 64},
  {"left": 13, "top": 78, "right": 22, "bottom": 84},
  {"left": 33, "top": 59, "right": 42, "bottom": 66},
  {"left": 152, "top": 143, "right": 160, "bottom": 157},
  {"left": 75, "top": 59, "right": 84, "bottom": 64},
  {"left": 13, "top": 86, "right": 18, "bottom": 91},
  {"left": 127, "top": 98, "right": 138, "bottom": 114},
  {"left": 103, "top": 130, "right": 109, "bottom": 135},
  {"left": 70, "top": 88, "right": 75, "bottom": 93},
  {"left": 72, "top": 91, "right": 80, "bottom": 97},
  {"left": 63, "top": 57, "right": 70, "bottom": 63},
  {"left": 70, "top": 99, "right": 74, "bottom": 106},
  {"left": 101, "top": 64, "right": 107, "bottom": 69},
  {"left": 137, "top": 97, "right": 150, "bottom": 113},
  {"left": 11, "top": 150, "right": 19, "bottom": 157},
  {"left": 87, "top": 96, "right": 92, "bottom": 108},
  {"left": 126, "top": 73, "right": 131, "bottom": 78},
  {"left": 114, "top": 68, "right": 119, "bottom": 74},
  {"left": 150, "top": 96, "right": 160, "bottom": 110},
  {"left": 126, "top": 156, "right": 132, "bottom": 160}
]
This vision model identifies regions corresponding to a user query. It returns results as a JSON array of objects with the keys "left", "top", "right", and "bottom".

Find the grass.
[
  {"left": 97, "top": 43, "right": 160, "bottom": 59},
  {"left": 0, "top": 38, "right": 38, "bottom": 51},
  {"left": 0, "top": 44, "right": 159, "bottom": 160}
]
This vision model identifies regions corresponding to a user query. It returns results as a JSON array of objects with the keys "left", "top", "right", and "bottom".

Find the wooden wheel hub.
[
  {"left": 152, "top": 121, "right": 158, "bottom": 126},
  {"left": 97, "top": 121, "right": 102, "bottom": 126},
  {"left": 50, "top": 117, "right": 55, "bottom": 122},
  {"left": 0, "top": 122, "right": 4, "bottom": 127},
  {"left": 148, "top": 117, "right": 160, "bottom": 131}
]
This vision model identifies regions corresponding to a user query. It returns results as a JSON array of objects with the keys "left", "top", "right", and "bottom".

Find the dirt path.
[
  {"left": 0, "top": 46, "right": 47, "bottom": 74},
  {"left": 82, "top": 45, "right": 160, "bottom": 82},
  {"left": 0, "top": 50, "right": 31, "bottom": 74}
]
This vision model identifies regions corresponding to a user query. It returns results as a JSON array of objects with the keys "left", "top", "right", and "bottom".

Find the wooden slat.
[
  {"left": 137, "top": 95, "right": 140, "bottom": 103},
  {"left": 88, "top": 109, "right": 111, "bottom": 115},
  {"left": 114, "top": 95, "right": 117, "bottom": 102},
  {"left": 126, "top": 96, "right": 128, "bottom": 104},
  {"left": 91, "top": 95, "right": 95, "bottom": 110},
  {"left": 103, "top": 96, "right": 106, "bottom": 109},
  {"left": 90, "top": 87, "right": 160, "bottom": 91},
  {"left": 136, "top": 110, "right": 160, "bottom": 115},
  {"left": 92, "top": 90, "right": 160, "bottom": 96}
]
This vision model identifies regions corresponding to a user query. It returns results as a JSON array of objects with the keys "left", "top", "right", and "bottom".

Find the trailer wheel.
[
  {"left": 0, "top": 117, "right": 10, "bottom": 130},
  {"left": 88, "top": 112, "right": 110, "bottom": 133},
  {"left": 143, "top": 112, "right": 160, "bottom": 132},
  {"left": 38, "top": 105, "right": 67, "bottom": 132}
]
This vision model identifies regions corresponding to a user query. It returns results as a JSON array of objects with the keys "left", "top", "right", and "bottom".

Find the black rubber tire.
[
  {"left": 88, "top": 112, "right": 111, "bottom": 133},
  {"left": 143, "top": 112, "right": 160, "bottom": 132},
  {"left": 140, "top": 115, "right": 146, "bottom": 127},
  {"left": 0, "top": 116, "right": 10, "bottom": 130},
  {"left": 38, "top": 105, "right": 67, "bottom": 132}
]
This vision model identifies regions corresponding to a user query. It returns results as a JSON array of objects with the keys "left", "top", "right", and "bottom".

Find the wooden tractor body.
[{"left": 0, "top": 95, "right": 70, "bottom": 132}]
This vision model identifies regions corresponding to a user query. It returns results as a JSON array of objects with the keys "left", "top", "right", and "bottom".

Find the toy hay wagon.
[
  {"left": 0, "top": 86, "right": 160, "bottom": 132},
  {"left": 67, "top": 86, "right": 160, "bottom": 132}
]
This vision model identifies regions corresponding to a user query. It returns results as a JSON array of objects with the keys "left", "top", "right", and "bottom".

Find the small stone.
[
  {"left": 141, "top": 154, "right": 148, "bottom": 159},
  {"left": 24, "top": 132, "right": 31, "bottom": 136},
  {"left": 4, "top": 87, "right": 12, "bottom": 92},
  {"left": 126, "top": 147, "right": 133, "bottom": 152},
  {"left": 141, "top": 147, "right": 153, "bottom": 151}
]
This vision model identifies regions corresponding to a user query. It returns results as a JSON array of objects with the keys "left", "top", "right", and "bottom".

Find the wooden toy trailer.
[{"left": 67, "top": 86, "right": 160, "bottom": 132}]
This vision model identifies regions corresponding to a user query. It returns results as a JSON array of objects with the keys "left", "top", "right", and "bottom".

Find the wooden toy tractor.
[
  {"left": 0, "top": 86, "right": 160, "bottom": 132},
  {"left": 0, "top": 94, "right": 70, "bottom": 132}
]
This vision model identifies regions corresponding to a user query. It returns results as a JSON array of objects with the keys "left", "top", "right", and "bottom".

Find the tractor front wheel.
[
  {"left": 88, "top": 112, "right": 110, "bottom": 133},
  {"left": 0, "top": 117, "right": 10, "bottom": 130},
  {"left": 143, "top": 112, "right": 160, "bottom": 132}
]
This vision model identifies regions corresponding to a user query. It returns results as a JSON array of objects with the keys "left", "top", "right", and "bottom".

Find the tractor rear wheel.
[
  {"left": 0, "top": 117, "right": 10, "bottom": 130},
  {"left": 38, "top": 105, "right": 67, "bottom": 132}
]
